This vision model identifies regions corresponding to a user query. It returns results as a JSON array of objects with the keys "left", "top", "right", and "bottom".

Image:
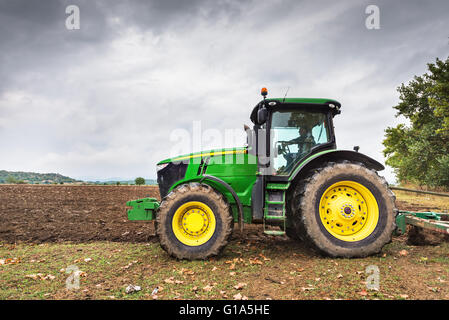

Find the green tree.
[
  {"left": 383, "top": 56, "right": 449, "bottom": 187},
  {"left": 135, "top": 177, "right": 145, "bottom": 185},
  {"left": 6, "top": 176, "right": 17, "bottom": 184}
]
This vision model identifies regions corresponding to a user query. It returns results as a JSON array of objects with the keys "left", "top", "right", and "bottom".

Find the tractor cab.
[{"left": 248, "top": 89, "right": 341, "bottom": 179}]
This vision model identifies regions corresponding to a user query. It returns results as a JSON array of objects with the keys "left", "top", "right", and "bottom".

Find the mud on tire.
[
  {"left": 291, "top": 161, "right": 397, "bottom": 258},
  {"left": 155, "top": 182, "right": 233, "bottom": 260}
]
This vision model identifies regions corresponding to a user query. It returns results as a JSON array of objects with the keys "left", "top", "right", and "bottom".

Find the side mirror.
[
  {"left": 257, "top": 108, "right": 268, "bottom": 124},
  {"left": 244, "top": 124, "right": 254, "bottom": 148}
]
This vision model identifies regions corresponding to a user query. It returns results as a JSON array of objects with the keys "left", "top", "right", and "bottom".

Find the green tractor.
[{"left": 127, "top": 88, "right": 397, "bottom": 260}]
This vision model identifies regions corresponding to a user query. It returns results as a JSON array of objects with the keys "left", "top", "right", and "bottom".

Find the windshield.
[{"left": 271, "top": 110, "right": 330, "bottom": 175}]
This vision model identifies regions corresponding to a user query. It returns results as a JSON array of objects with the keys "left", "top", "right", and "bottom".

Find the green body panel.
[
  {"left": 126, "top": 148, "right": 349, "bottom": 224},
  {"left": 168, "top": 149, "right": 258, "bottom": 224},
  {"left": 159, "top": 148, "right": 341, "bottom": 225},
  {"left": 157, "top": 147, "right": 248, "bottom": 165}
]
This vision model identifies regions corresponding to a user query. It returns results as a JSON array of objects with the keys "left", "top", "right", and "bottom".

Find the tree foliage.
[
  {"left": 383, "top": 56, "right": 449, "bottom": 187},
  {"left": 134, "top": 177, "right": 145, "bottom": 185}
]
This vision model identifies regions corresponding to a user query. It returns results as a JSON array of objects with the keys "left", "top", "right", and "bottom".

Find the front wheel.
[
  {"left": 155, "top": 182, "right": 233, "bottom": 260},
  {"left": 293, "top": 162, "right": 397, "bottom": 258}
]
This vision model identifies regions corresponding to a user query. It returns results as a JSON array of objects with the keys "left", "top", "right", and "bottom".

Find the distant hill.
[
  {"left": 87, "top": 178, "right": 158, "bottom": 185},
  {"left": 0, "top": 171, "right": 158, "bottom": 185},
  {"left": 0, "top": 170, "right": 80, "bottom": 184}
]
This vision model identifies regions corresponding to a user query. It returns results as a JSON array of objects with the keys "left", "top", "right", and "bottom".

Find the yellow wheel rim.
[
  {"left": 172, "top": 201, "right": 216, "bottom": 246},
  {"left": 319, "top": 181, "right": 379, "bottom": 242}
]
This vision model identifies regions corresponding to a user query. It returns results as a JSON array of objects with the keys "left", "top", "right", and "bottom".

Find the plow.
[{"left": 393, "top": 187, "right": 449, "bottom": 236}]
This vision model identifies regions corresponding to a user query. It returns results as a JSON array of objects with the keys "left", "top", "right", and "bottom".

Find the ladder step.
[
  {"left": 266, "top": 183, "right": 289, "bottom": 190},
  {"left": 266, "top": 208, "right": 284, "bottom": 216},
  {"left": 264, "top": 230, "right": 286, "bottom": 236},
  {"left": 266, "top": 200, "right": 284, "bottom": 205},
  {"left": 265, "top": 215, "right": 286, "bottom": 220}
]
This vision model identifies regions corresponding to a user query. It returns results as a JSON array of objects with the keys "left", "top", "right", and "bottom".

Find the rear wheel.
[
  {"left": 155, "top": 182, "right": 233, "bottom": 260},
  {"left": 292, "top": 161, "right": 397, "bottom": 257},
  {"left": 285, "top": 226, "right": 301, "bottom": 240}
]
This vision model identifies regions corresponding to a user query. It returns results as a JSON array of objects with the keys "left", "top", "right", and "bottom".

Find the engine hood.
[{"left": 157, "top": 147, "right": 248, "bottom": 165}]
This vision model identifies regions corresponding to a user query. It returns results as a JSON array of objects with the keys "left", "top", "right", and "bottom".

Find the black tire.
[
  {"left": 285, "top": 226, "right": 301, "bottom": 241},
  {"left": 155, "top": 182, "right": 233, "bottom": 260},
  {"left": 291, "top": 161, "right": 397, "bottom": 258}
]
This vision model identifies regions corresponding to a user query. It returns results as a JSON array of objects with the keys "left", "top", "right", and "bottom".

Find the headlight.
[{"left": 156, "top": 163, "right": 169, "bottom": 172}]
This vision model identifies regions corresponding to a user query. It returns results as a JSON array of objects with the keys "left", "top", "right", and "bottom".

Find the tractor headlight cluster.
[{"left": 156, "top": 163, "right": 169, "bottom": 172}]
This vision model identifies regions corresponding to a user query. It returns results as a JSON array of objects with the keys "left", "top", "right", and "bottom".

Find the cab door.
[{"left": 270, "top": 109, "right": 332, "bottom": 176}]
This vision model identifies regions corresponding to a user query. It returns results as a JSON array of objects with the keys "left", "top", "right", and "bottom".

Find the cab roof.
[{"left": 250, "top": 97, "right": 341, "bottom": 124}]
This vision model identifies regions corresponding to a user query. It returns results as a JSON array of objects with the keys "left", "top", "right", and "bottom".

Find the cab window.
[{"left": 271, "top": 110, "right": 330, "bottom": 175}]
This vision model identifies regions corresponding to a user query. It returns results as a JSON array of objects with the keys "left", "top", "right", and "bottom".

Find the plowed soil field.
[{"left": 0, "top": 185, "right": 159, "bottom": 243}]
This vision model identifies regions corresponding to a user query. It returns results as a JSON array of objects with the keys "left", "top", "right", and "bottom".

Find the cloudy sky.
[{"left": 0, "top": 0, "right": 448, "bottom": 182}]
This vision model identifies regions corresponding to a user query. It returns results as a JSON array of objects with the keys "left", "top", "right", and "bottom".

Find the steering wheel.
[{"left": 276, "top": 140, "right": 291, "bottom": 157}]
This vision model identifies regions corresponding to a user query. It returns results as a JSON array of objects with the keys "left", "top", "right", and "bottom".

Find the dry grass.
[{"left": 2, "top": 230, "right": 449, "bottom": 300}]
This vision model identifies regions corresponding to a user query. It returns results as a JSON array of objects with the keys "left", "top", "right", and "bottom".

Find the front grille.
[{"left": 157, "top": 162, "right": 188, "bottom": 198}]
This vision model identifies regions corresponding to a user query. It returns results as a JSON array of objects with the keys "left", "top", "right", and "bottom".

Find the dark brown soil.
[
  {"left": 0, "top": 185, "right": 447, "bottom": 246},
  {"left": 0, "top": 185, "right": 296, "bottom": 246},
  {"left": 0, "top": 185, "right": 160, "bottom": 243}
]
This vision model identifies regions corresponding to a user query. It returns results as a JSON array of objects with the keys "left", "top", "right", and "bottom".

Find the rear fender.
[{"left": 289, "top": 150, "right": 385, "bottom": 183}]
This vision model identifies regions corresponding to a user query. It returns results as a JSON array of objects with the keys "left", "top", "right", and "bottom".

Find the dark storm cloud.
[
  {"left": 105, "top": 0, "right": 251, "bottom": 33},
  {"left": 0, "top": 0, "right": 253, "bottom": 94},
  {"left": 0, "top": 0, "right": 111, "bottom": 93},
  {"left": 0, "top": 0, "right": 448, "bottom": 181}
]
